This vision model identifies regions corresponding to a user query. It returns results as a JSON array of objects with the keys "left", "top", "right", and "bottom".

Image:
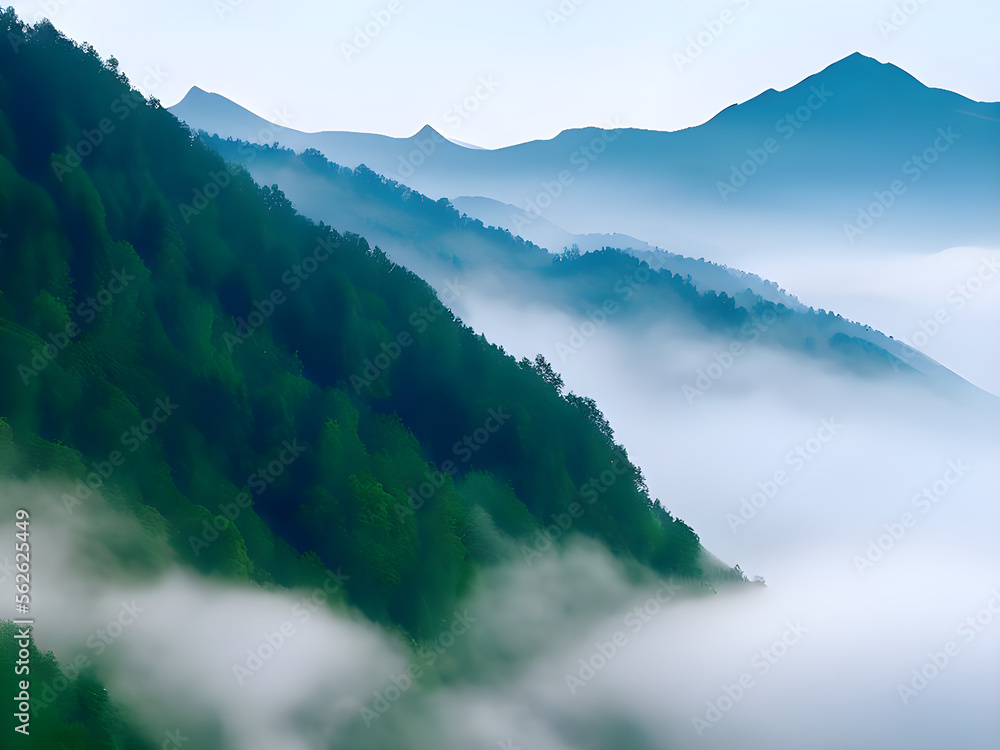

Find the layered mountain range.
[{"left": 171, "top": 53, "right": 1000, "bottom": 255}]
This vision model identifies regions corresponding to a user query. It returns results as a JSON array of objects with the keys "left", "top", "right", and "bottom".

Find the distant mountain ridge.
[
  {"left": 169, "top": 54, "right": 1000, "bottom": 256},
  {"left": 196, "top": 134, "right": 992, "bottom": 403}
]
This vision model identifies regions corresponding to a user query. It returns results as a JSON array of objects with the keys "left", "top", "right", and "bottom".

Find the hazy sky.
[{"left": 10, "top": 0, "right": 999, "bottom": 147}]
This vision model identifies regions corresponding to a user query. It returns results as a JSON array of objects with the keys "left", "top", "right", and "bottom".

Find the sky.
[{"left": 8, "top": 0, "right": 999, "bottom": 149}]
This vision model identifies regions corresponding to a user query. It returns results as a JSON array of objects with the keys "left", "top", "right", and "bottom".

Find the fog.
[
  {"left": 2, "top": 267, "right": 997, "bottom": 748},
  {"left": 716, "top": 245, "right": 1000, "bottom": 397},
  {"left": 0, "top": 486, "right": 409, "bottom": 750},
  {"left": 440, "top": 271, "right": 1000, "bottom": 748}
]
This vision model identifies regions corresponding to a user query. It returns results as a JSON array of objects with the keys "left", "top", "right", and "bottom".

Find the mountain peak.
[
  {"left": 836, "top": 51, "right": 882, "bottom": 66},
  {"left": 696, "top": 52, "right": 937, "bottom": 132},
  {"left": 175, "top": 85, "right": 214, "bottom": 103},
  {"left": 169, "top": 85, "right": 234, "bottom": 111},
  {"left": 167, "top": 86, "right": 282, "bottom": 142},
  {"left": 815, "top": 52, "right": 922, "bottom": 87},
  {"left": 412, "top": 124, "right": 443, "bottom": 139}
]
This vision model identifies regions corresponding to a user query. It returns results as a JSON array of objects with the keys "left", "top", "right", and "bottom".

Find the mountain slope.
[
  {"left": 446, "top": 194, "right": 806, "bottom": 307},
  {"left": 449, "top": 194, "right": 666, "bottom": 254},
  {"left": 0, "top": 9, "right": 710, "bottom": 659},
  {"left": 194, "top": 135, "right": 989, "bottom": 400}
]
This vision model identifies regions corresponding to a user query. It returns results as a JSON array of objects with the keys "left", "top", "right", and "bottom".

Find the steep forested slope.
[{"left": 0, "top": 11, "right": 706, "bottom": 647}]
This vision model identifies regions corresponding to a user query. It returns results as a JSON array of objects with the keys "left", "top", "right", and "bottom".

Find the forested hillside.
[
  {"left": 199, "top": 135, "right": 964, "bottom": 389},
  {"left": 0, "top": 9, "right": 705, "bottom": 648}
]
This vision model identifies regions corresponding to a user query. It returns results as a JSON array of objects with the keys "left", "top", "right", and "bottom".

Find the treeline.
[{"left": 201, "top": 134, "right": 916, "bottom": 381}]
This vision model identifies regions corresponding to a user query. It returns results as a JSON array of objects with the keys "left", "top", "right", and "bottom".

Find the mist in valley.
[
  {"left": 3, "top": 257, "right": 997, "bottom": 749},
  {"left": 156, "top": 128, "right": 1000, "bottom": 748},
  {"left": 1, "top": 4, "right": 997, "bottom": 748}
]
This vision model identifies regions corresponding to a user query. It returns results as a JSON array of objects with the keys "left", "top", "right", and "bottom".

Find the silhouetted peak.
[{"left": 412, "top": 124, "right": 443, "bottom": 140}]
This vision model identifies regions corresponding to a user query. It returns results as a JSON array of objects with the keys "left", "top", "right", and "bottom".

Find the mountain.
[
  {"left": 449, "top": 194, "right": 666, "bottom": 254},
  {"left": 169, "top": 54, "right": 1000, "bottom": 256},
  {"left": 169, "top": 86, "right": 466, "bottom": 169},
  {"left": 194, "top": 135, "right": 988, "bottom": 398},
  {"left": 5, "top": 13, "right": 1000, "bottom": 750},
  {"left": 446, "top": 194, "right": 807, "bottom": 307},
  {"left": 0, "top": 13, "right": 721, "bottom": 741}
]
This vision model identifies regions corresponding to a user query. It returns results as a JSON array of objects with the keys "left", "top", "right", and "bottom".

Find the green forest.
[{"left": 0, "top": 11, "right": 711, "bottom": 745}]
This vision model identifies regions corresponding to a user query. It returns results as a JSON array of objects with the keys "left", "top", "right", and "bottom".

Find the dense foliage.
[
  {"left": 0, "top": 620, "right": 155, "bottom": 748},
  {"left": 0, "top": 7, "right": 704, "bottom": 653}
]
